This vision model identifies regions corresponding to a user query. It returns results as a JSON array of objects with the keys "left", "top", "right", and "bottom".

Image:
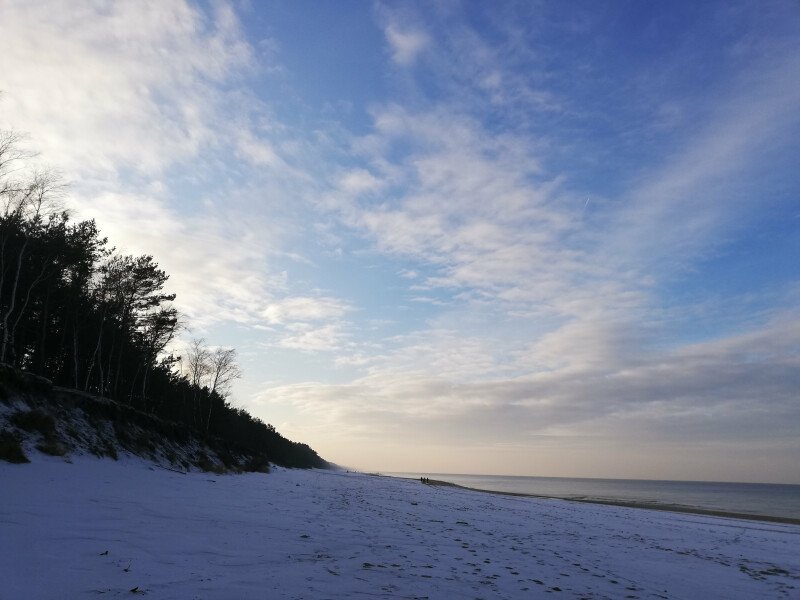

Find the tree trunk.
[
  {"left": 35, "top": 282, "right": 52, "bottom": 375},
  {"left": 0, "top": 235, "right": 28, "bottom": 363},
  {"left": 84, "top": 308, "right": 106, "bottom": 392},
  {"left": 128, "top": 361, "right": 141, "bottom": 407},
  {"left": 72, "top": 321, "right": 79, "bottom": 389},
  {"left": 9, "top": 260, "right": 49, "bottom": 366},
  {"left": 141, "top": 359, "right": 150, "bottom": 412},
  {"left": 113, "top": 339, "right": 124, "bottom": 399}
]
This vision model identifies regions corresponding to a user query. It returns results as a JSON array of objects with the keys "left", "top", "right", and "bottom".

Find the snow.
[{"left": 1, "top": 454, "right": 798, "bottom": 599}]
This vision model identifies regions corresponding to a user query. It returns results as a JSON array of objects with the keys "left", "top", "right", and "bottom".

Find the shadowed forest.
[{"left": 0, "top": 129, "right": 325, "bottom": 469}]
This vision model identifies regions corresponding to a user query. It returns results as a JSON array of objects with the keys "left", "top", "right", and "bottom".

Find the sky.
[{"left": 1, "top": 0, "right": 798, "bottom": 483}]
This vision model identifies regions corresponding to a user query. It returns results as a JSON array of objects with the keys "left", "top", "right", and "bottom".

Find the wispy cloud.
[
  {"left": 384, "top": 24, "right": 429, "bottom": 67},
  {"left": 0, "top": 0, "right": 251, "bottom": 177},
  {"left": 75, "top": 189, "right": 280, "bottom": 326},
  {"left": 278, "top": 323, "right": 350, "bottom": 353},
  {"left": 263, "top": 296, "right": 351, "bottom": 325},
  {"left": 0, "top": 0, "right": 350, "bottom": 338},
  {"left": 606, "top": 51, "right": 800, "bottom": 270}
]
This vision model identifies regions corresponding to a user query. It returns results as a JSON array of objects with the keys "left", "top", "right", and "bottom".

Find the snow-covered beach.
[{"left": 2, "top": 455, "right": 798, "bottom": 599}]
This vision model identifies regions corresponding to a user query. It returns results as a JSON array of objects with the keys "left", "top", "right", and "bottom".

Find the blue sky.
[{"left": 1, "top": 0, "right": 799, "bottom": 482}]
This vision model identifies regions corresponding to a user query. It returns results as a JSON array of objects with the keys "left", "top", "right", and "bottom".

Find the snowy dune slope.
[{"left": 1, "top": 455, "right": 798, "bottom": 599}]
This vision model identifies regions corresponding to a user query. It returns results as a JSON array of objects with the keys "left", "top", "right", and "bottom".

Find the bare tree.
[
  {"left": 0, "top": 130, "right": 28, "bottom": 193},
  {"left": 206, "top": 347, "right": 241, "bottom": 433},
  {"left": 185, "top": 337, "right": 211, "bottom": 388},
  {"left": 0, "top": 147, "right": 65, "bottom": 363},
  {"left": 184, "top": 337, "right": 211, "bottom": 428},
  {"left": 209, "top": 348, "right": 241, "bottom": 397}
]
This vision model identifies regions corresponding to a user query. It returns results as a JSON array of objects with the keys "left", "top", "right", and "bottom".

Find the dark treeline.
[{"left": 0, "top": 130, "right": 325, "bottom": 469}]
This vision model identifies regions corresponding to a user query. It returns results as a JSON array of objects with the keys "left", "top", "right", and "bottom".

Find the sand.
[{"left": 2, "top": 454, "right": 799, "bottom": 599}]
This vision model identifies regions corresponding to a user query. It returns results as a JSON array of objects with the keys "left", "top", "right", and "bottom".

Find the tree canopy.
[{"left": 0, "top": 129, "right": 325, "bottom": 469}]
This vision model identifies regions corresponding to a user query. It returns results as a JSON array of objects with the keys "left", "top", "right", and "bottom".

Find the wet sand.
[{"left": 418, "top": 478, "right": 800, "bottom": 526}]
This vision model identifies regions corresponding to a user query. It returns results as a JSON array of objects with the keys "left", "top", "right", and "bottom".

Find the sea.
[{"left": 386, "top": 472, "right": 800, "bottom": 521}]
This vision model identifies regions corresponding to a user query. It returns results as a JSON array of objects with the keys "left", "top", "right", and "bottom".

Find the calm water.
[{"left": 387, "top": 472, "right": 800, "bottom": 521}]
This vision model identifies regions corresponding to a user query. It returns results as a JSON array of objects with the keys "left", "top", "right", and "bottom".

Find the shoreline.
[
  {"left": 392, "top": 476, "right": 800, "bottom": 526},
  {"left": 5, "top": 457, "right": 799, "bottom": 598}
]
